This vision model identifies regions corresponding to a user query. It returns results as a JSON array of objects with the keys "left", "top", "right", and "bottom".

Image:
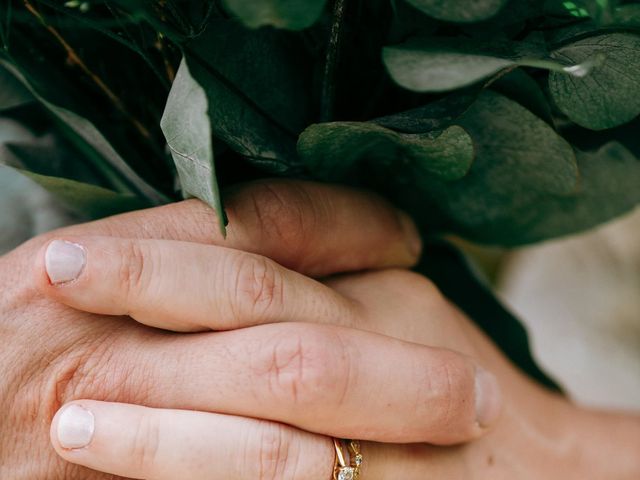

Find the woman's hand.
[{"left": 37, "top": 183, "right": 640, "bottom": 479}]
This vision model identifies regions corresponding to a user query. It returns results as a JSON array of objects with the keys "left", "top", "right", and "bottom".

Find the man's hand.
[
  {"left": 28, "top": 186, "right": 640, "bottom": 479},
  {"left": 0, "top": 180, "right": 444, "bottom": 479},
  {"left": 34, "top": 191, "right": 640, "bottom": 479}
]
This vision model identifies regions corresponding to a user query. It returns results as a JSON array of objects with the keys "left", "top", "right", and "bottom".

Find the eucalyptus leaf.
[
  {"left": 182, "top": 18, "right": 309, "bottom": 171},
  {"left": 383, "top": 36, "right": 566, "bottom": 92},
  {"left": 161, "top": 58, "right": 225, "bottom": 234},
  {"left": 388, "top": 0, "right": 438, "bottom": 43},
  {"left": 490, "top": 69, "right": 553, "bottom": 124},
  {"left": 549, "top": 33, "right": 640, "bottom": 130},
  {"left": 372, "top": 90, "right": 479, "bottom": 133},
  {"left": 298, "top": 122, "right": 474, "bottom": 182},
  {"left": 461, "top": 0, "right": 545, "bottom": 37},
  {"left": 404, "top": 0, "right": 508, "bottom": 23},
  {"left": 394, "top": 91, "right": 579, "bottom": 244},
  {"left": 518, "top": 142, "right": 640, "bottom": 242},
  {"left": 222, "top": 0, "right": 327, "bottom": 30},
  {"left": 0, "top": 164, "right": 148, "bottom": 219}
]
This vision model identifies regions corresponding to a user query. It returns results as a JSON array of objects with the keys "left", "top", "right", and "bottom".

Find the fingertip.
[
  {"left": 43, "top": 240, "right": 87, "bottom": 285},
  {"left": 475, "top": 366, "right": 503, "bottom": 429},
  {"left": 366, "top": 209, "right": 422, "bottom": 271},
  {"left": 397, "top": 210, "right": 422, "bottom": 263},
  {"left": 50, "top": 402, "right": 96, "bottom": 454},
  {"left": 34, "top": 238, "right": 90, "bottom": 307}
]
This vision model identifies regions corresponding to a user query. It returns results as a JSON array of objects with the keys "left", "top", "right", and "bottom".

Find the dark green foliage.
[
  {"left": 549, "top": 33, "right": 640, "bottom": 130},
  {"left": 2, "top": 0, "right": 640, "bottom": 385},
  {"left": 221, "top": 0, "right": 328, "bottom": 29}
]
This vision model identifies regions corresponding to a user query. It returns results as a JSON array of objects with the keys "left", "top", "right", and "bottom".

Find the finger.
[
  {"left": 51, "top": 401, "right": 333, "bottom": 480},
  {"left": 88, "top": 323, "right": 501, "bottom": 445},
  {"left": 50, "top": 180, "right": 422, "bottom": 276},
  {"left": 37, "top": 236, "right": 357, "bottom": 331}
]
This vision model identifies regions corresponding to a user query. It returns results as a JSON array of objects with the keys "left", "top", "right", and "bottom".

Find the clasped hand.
[{"left": 1, "top": 181, "right": 637, "bottom": 479}]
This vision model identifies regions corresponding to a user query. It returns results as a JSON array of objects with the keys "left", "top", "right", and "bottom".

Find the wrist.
[
  {"left": 498, "top": 382, "right": 640, "bottom": 480},
  {"left": 559, "top": 402, "right": 640, "bottom": 479}
]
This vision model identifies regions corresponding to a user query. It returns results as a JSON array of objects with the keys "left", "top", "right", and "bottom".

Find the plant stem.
[
  {"left": 320, "top": 0, "right": 346, "bottom": 122},
  {"left": 154, "top": 0, "right": 176, "bottom": 83},
  {"left": 23, "top": 0, "right": 152, "bottom": 140}
]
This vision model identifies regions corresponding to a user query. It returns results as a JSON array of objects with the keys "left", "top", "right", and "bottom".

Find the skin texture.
[
  {"left": 0, "top": 180, "right": 451, "bottom": 479},
  {"left": 45, "top": 246, "right": 640, "bottom": 479},
  {"left": 1, "top": 180, "right": 639, "bottom": 479}
]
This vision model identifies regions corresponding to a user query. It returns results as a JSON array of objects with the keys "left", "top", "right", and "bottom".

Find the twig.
[
  {"left": 154, "top": 0, "right": 176, "bottom": 83},
  {"left": 320, "top": 0, "right": 346, "bottom": 122},
  {"left": 23, "top": 0, "right": 152, "bottom": 140}
]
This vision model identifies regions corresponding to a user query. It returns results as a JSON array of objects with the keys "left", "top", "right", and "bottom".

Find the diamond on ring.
[
  {"left": 333, "top": 438, "right": 363, "bottom": 480},
  {"left": 337, "top": 466, "right": 355, "bottom": 480}
]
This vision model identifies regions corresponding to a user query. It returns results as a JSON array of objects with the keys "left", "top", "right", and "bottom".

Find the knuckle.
[
  {"left": 39, "top": 334, "right": 141, "bottom": 421},
  {"left": 245, "top": 182, "right": 319, "bottom": 268},
  {"left": 382, "top": 269, "right": 445, "bottom": 306},
  {"left": 232, "top": 255, "right": 284, "bottom": 322},
  {"left": 15, "top": 340, "right": 95, "bottom": 423},
  {"left": 427, "top": 351, "right": 476, "bottom": 433},
  {"left": 260, "top": 327, "right": 346, "bottom": 407},
  {"left": 129, "top": 412, "right": 161, "bottom": 473},
  {"left": 244, "top": 421, "right": 296, "bottom": 480},
  {"left": 118, "top": 240, "right": 152, "bottom": 303}
]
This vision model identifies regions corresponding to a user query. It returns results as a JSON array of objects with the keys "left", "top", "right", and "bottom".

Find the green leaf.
[
  {"left": 182, "top": 18, "right": 309, "bottom": 172},
  {"left": 160, "top": 58, "right": 225, "bottom": 235},
  {"left": 395, "top": 91, "right": 579, "bottom": 245},
  {"left": 221, "top": 0, "right": 327, "bottom": 30},
  {"left": 383, "top": 36, "right": 568, "bottom": 93},
  {"left": 453, "top": 89, "right": 578, "bottom": 193},
  {"left": 549, "top": 33, "right": 640, "bottom": 130},
  {"left": 298, "top": 122, "right": 475, "bottom": 182},
  {"left": 372, "top": 90, "right": 480, "bottom": 133},
  {"left": 388, "top": 0, "right": 438, "bottom": 44},
  {"left": 490, "top": 69, "right": 553, "bottom": 124},
  {"left": 516, "top": 142, "right": 640, "bottom": 242},
  {"left": 461, "top": 0, "right": 545, "bottom": 37},
  {"left": 404, "top": 0, "right": 509, "bottom": 23},
  {"left": 0, "top": 164, "right": 148, "bottom": 219},
  {"left": 2, "top": 129, "right": 116, "bottom": 186},
  {"left": 0, "top": 60, "right": 167, "bottom": 203},
  {"left": 0, "top": 63, "right": 32, "bottom": 110}
]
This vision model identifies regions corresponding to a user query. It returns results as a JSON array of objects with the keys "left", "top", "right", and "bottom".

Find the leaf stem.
[
  {"left": 154, "top": 0, "right": 176, "bottom": 83},
  {"left": 320, "top": 0, "right": 346, "bottom": 122}
]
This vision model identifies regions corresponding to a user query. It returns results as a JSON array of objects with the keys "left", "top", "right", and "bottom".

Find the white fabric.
[{"left": 499, "top": 208, "right": 640, "bottom": 411}]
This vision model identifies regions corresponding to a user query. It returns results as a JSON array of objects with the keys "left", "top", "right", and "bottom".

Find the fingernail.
[
  {"left": 475, "top": 367, "right": 502, "bottom": 428},
  {"left": 45, "top": 240, "right": 86, "bottom": 284},
  {"left": 397, "top": 211, "right": 422, "bottom": 258},
  {"left": 57, "top": 404, "right": 95, "bottom": 449}
]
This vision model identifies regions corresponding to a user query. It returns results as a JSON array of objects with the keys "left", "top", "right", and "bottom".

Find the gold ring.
[{"left": 333, "top": 438, "right": 363, "bottom": 480}]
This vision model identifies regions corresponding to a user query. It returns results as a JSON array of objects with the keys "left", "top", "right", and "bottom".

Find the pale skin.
[{"left": 0, "top": 181, "right": 638, "bottom": 478}]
